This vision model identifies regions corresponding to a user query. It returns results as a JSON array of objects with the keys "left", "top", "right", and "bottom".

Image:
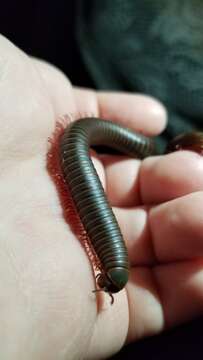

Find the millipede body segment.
[
  {"left": 166, "top": 131, "right": 203, "bottom": 155},
  {"left": 59, "top": 117, "right": 155, "bottom": 296}
]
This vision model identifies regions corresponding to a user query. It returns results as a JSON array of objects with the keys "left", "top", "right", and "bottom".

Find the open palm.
[{"left": 1, "top": 35, "right": 203, "bottom": 360}]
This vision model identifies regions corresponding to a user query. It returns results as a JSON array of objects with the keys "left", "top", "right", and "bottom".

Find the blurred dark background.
[
  {"left": 0, "top": 1, "right": 93, "bottom": 87},
  {"left": 0, "top": 1, "right": 202, "bottom": 359}
]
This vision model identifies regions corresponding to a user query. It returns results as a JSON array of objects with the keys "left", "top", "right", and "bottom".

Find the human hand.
[{"left": 1, "top": 34, "right": 202, "bottom": 360}]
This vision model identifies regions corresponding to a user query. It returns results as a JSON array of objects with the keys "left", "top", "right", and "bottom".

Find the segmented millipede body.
[
  {"left": 166, "top": 131, "right": 203, "bottom": 155},
  {"left": 59, "top": 117, "right": 155, "bottom": 298}
]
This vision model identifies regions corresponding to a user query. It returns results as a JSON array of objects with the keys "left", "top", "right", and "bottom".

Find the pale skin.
[{"left": 1, "top": 34, "right": 203, "bottom": 360}]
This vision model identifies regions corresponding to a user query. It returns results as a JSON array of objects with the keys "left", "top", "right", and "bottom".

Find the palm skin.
[{"left": 1, "top": 35, "right": 203, "bottom": 360}]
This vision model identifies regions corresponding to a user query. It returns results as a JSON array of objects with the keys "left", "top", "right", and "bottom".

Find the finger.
[
  {"left": 126, "top": 259, "right": 203, "bottom": 342},
  {"left": 101, "top": 155, "right": 141, "bottom": 207},
  {"left": 97, "top": 92, "right": 167, "bottom": 135},
  {"left": 153, "top": 259, "right": 203, "bottom": 328},
  {"left": 96, "top": 146, "right": 203, "bottom": 209},
  {"left": 149, "top": 191, "right": 203, "bottom": 262},
  {"left": 126, "top": 266, "right": 163, "bottom": 342},
  {"left": 73, "top": 89, "right": 167, "bottom": 138},
  {"left": 113, "top": 206, "right": 155, "bottom": 265},
  {"left": 113, "top": 191, "right": 203, "bottom": 267},
  {"left": 73, "top": 87, "right": 99, "bottom": 117},
  {"left": 32, "top": 58, "right": 77, "bottom": 116},
  {"left": 140, "top": 151, "right": 203, "bottom": 204}
]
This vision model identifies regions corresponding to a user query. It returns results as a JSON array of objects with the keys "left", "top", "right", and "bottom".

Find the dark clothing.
[
  {"left": 0, "top": 1, "right": 202, "bottom": 358},
  {"left": 77, "top": 1, "right": 203, "bottom": 150}
]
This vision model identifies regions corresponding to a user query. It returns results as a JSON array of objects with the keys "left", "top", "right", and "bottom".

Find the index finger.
[{"left": 97, "top": 92, "right": 167, "bottom": 136}]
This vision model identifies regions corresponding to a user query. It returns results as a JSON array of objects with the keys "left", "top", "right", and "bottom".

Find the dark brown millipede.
[{"left": 59, "top": 117, "right": 203, "bottom": 302}]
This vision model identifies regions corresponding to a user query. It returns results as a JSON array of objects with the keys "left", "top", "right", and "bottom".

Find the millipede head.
[
  {"left": 96, "top": 273, "right": 119, "bottom": 294},
  {"left": 96, "top": 268, "right": 129, "bottom": 294}
]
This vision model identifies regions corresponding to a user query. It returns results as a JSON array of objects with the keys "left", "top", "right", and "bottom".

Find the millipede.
[{"left": 48, "top": 116, "right": 203, "bottom": 304}]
